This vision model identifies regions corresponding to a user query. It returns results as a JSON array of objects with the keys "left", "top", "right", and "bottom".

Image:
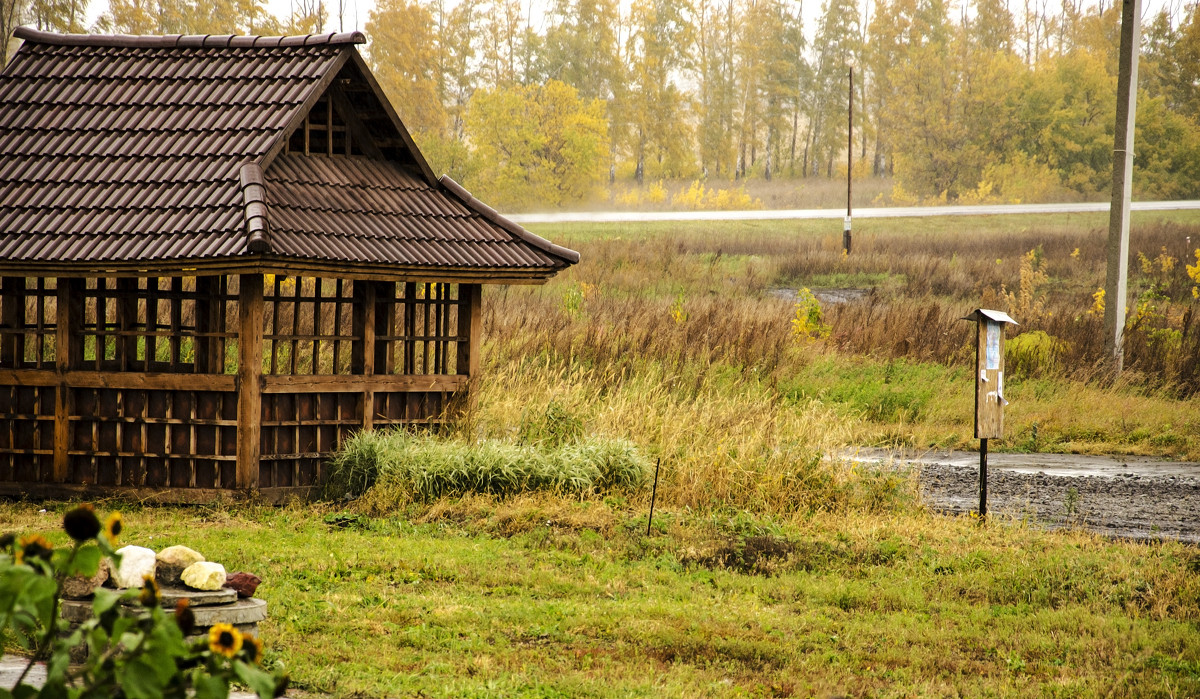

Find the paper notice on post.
[{"left": 985, "top": 323, "right": 1000, "bottom": 370}]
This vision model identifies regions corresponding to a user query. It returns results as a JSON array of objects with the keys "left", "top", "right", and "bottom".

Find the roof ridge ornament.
[{"left": 239, "top": 162, "right": 272, "bottom": 253}]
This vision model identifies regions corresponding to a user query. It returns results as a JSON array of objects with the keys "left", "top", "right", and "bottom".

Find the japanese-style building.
[{"left": 0, "top": 28, "right": 579, "bottom": 501}]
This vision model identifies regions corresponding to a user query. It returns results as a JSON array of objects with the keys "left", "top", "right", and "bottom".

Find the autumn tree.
[
  {"left": 366, "top": 0, "right": 445, "bottom": 135},
  {"left": 625, "top": 0, "right": 695, "bottom": 183},
  {"left": 465, "top": 79, "right": 609, "bottom": 208}
]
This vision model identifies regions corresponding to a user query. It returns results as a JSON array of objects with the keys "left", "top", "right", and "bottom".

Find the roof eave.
[
  {"left": 0, "top": 256, "right": 567, "bottom": 284},
  {"left": 438, "top": 176, "right": 580, "bottom": 266}
]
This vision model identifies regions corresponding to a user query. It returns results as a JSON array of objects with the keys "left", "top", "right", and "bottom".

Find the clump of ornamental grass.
[{"left": 325, "top": 430, "right": 652, "bottom": 504}]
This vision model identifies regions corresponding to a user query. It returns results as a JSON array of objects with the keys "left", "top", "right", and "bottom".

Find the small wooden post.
[
  {"left": 962, "top": 309, "right": 1017, "bottom": 518},
  {"left": 195, "top": 276, "right": 221, "bottom": 374},
  {"left": 237, "top": 274, "right": 264, "bottom": 490}
]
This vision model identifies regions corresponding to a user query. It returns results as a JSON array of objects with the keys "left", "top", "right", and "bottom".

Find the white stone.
[
  {"left": 156, "top": 545, "right": 204, "bottom": 568},
  {"left": 113, "top": 546, "right": 156, "bottom": 588},
  {"left": 181, "top": 561, "right": 227, "bottom": 591}
]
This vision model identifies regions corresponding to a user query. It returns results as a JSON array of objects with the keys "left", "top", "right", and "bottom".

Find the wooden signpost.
[{"left": 961, "top": 309, "right": 1018, "bottom": 518}]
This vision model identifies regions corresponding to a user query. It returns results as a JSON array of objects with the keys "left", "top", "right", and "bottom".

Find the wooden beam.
[
  {"left": 237, "top": 274, "right": 264, "bottom": 490},
  {"left": 457, "top": 284, "right": 482, "bottom": 377},
  {"left": 261, "top": 373, "right": 466, "bottom": 394},
  {"left": 0, "top": 369, "right": 237, "bottom": 391}
]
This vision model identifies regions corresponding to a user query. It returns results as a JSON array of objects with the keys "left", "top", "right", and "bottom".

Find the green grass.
[
  {"left": 3, "top": 501, "right": 1197, "bottom": 698},
  {"left": 326, "top": 431, "right": 652, "bottom": 503}
]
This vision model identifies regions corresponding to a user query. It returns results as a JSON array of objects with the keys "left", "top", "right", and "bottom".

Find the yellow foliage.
[
  {"left": 790, "top": 289, "right": 829, "bottom": 342},
  {"left": 1089, "top": 288, "right": 1105, "bottom": 316},
  {"left": 670, "top": 181, "right": 763, "bottom": 210},
  {"left": 646, "top": 181, "right": 668, "bottom": 204},
  {"left": 1000, "top": 248, "right": 1049, "bottom": 322},
  {"left": 1188, "top": 249, "right": 1200, "bottom": 299}
]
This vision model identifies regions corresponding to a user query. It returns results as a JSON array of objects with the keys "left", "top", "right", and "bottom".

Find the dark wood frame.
[{"left": 0, "top": 273, "right": 482, "bottom": 502}]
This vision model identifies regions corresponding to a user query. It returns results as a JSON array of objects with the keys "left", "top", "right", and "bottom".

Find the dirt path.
[{"left": 846, "top": 449, "right": 1200, "bottom": 545}]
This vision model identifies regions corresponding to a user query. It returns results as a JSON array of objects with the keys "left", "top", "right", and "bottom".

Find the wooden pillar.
[
  {"left": 0, "top": 277, "right": 24, "bottom": 368},
  {"left": 456, "top": 284, "right": 482, "bottom": 377},
  {"left": 237, "top": 274, "right": 264, "bottom": 490},
  {"left": 54, "top": 279, "right": 83, "bottom": 483},
  {"left": 351, "top": 281, "right": 377, "bottom": 430},
  {"left": 194, "top": 276, "right": 221, "bottom": 374}
]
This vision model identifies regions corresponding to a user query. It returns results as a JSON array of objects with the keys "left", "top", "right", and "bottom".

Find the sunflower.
[
  {"left": 63, "top": 504, "right": 101, "bottom": 542},
  {"left": 208, "top": 623, "right": 243, "bottom": 658},
  {"left": 15, "top": 534, "right": 53, "bottom": 565},
  {"left": 102, "top": 512, "right": 123, "bottom": 546},
  {"left": 242, "top": 633, "right": 264, "bottom": 664},
  {"left": 139, "top": 575, "right": 161, "bottom": 608}
]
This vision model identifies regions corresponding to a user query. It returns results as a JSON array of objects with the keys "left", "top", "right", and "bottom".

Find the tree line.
[{"left": 4, "top": 0, "right": 1200, "bottom": 209}]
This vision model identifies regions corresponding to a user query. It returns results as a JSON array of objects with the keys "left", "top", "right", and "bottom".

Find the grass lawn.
[{"left": 4, "top": 500, "right": 1198, "bottom": 698}]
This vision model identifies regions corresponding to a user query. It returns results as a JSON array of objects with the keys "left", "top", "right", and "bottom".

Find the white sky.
[{"left": 81, "top": 0, "right": 1180, "bottom": 46}]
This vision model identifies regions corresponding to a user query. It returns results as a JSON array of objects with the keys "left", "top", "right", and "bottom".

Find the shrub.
[
  {"left": 1006, "top": 330, "right": 1068, "bottom": 378},
  {"left": 326, "top": 431, "right": 652, "bottom": 502}
]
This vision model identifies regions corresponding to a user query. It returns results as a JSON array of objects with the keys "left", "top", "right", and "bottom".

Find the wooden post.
[
  {"left": 54, "top": 279, "right": 83, "bottom": 483},
  {"left": 237, "top": 274, "right": 264, "bottom": 490},
  {"left": 844, "top": 66, "right": 853, "bottom": 256},
  {"left": 1103, "top": 0, "right": 1142, "bottom": 373},
  {"left": 456, "top": 284, "right": 482, "bottom": 377},
  {"left": 0, "top": 277, "right": 24, "bottom": 368},
  {"left": 351, "top": 281, "right": 377, "bottom": 431}
]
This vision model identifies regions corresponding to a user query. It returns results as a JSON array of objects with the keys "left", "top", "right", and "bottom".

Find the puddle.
[{"left": 769, "top": 288, "right": 869, "bottom": 305}]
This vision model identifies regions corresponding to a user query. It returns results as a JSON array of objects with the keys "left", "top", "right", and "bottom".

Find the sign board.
[{"left": 961, "top": 309, "right": 1017, "bottom": 439}]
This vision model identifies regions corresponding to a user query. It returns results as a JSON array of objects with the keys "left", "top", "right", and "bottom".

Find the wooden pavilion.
[{"left": 0, "top": 28, "right": 578, "bottom": 502}]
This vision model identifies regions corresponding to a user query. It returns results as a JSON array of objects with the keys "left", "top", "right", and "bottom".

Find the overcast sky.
[{"left": 80, "top": 0, "right": 1182, "bottom": 47}]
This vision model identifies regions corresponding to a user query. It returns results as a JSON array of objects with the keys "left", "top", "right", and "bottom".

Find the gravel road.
[{"left": 847, "top": 449, "right": 1200, "bottom": 545}]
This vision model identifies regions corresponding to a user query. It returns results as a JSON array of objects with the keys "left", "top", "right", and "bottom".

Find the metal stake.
[
  {"left": 646, "top": 457, "right": 661, "bottom": 536},
  {"left": 979, "top": 438, "right": 988, "bottom": 518}
]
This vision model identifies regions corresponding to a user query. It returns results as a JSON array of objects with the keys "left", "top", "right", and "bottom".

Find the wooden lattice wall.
[{"left": 0, "top": 274, "right": 481, "bottom": 501}]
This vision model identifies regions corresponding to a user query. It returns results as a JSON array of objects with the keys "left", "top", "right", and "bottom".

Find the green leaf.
[
  {"left": 191, "top": 673, "right": 228, "bottom": 699},
  {"left": 233, "top": 660, "right": 276, "bottom": 699},
  {"left": 91, "top": 587, "right": 122, "bottom": 616},
  {"left": 64, "top": 546, "right": 102, "bottom": 577},
  {"left": 117, "top": 656, "right": 168, "bottom": 699}
]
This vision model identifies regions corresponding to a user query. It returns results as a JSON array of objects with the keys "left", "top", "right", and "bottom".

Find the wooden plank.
[
  {"left": 0, "top": 481, "right": 316, "bottom": 504},
  {"left": 261, "top": 373, "right": 467, "bottom": 394},
  {"left": 0, "top": 369, "right": 235, "bottom": 391},
  {"left": 457, "top": 284, "right": 482, "bottom": 376},
  {"left": 237, "top": 274, "right": 264, "bottom": 490}
]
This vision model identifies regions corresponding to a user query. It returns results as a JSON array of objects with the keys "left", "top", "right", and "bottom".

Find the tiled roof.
[{"left": 0, "top": 28, "right": 577, "bottom": 278}]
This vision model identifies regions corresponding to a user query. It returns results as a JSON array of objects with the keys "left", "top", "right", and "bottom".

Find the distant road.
[{"left": 507, "top": 200, "right": 1200, "bottom": 225}]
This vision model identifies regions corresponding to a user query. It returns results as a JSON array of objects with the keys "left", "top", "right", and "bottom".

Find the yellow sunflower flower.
[
  {"left": 208, "top": 623, "right": 243, "bottom": 658},
  {"left": 139, "top": 575, "right": 160, "bottom": 608},
  {"left": 15, "top": 534, "right": 53, "bottom": 565},
  {"left": 242, "top": 633, "right": 264, "bottom": 664},
  {"left": 102, "top": 512, "right": 123, "bottom": 546}
]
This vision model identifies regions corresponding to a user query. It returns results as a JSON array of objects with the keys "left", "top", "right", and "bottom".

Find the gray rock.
[{"left": 61, "top": 559, "right": 109, "bottom": 599}]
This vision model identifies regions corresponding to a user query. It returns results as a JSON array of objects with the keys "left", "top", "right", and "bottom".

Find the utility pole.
[
  {"left": 844, "top": 66, "right": 853, "bottom": 255},
  {"left": 1104, "top": 0, "right": 1141, "bottom": 373}
]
